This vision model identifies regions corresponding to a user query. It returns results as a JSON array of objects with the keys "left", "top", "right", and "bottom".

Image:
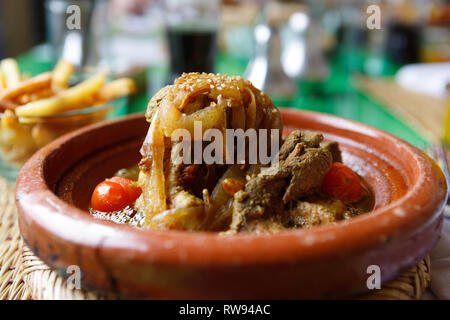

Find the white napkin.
[
  {"left": 396, "top": 62, "right": 450, "bottom": 100},
  {"left": 427, "top": 219, "right": 450, "bottom": 299}
]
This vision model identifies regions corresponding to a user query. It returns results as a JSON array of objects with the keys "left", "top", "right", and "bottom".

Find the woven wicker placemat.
[
  {"left": 356, "top": 75, "right": 447, "bottom": 143},
  {"left": 0, "top": 177, "right": 30, "bottom": 300},
  {"left": 0, "top": 177, "right": 431, "bottom": 300}
]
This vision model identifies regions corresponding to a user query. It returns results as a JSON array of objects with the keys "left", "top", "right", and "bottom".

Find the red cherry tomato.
[
  {"left": 108, "top": 177, "right": 142, "bottom": 202},
  {"left": 321, "top": 162, "right": 363, "bottom": 203},
  {"left": 91, "top": 177, "right": 142, "bottom": 212}
]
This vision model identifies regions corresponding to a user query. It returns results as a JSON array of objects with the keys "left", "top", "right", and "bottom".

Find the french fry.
[
  {"left": 29, "top": 87, "right": 54, "bottom": 101},
  {"left": 0, "top": 110, "right": 36, "bottom": 164},
  {"left": 0, "top": 100, "right": 18, "bottom": 111},
  {"left": 0, "top": 56, "right": 136, "bottom": 166},
  {"left": 16, "top": 94, "right": 31, "bottom": 105},
  {"left": 15, "top": 72, "right": 108, "bottom": 117},
  {"left": 52, "top": 59, "right": 75, "bottom": 92},
  {"left": 31, "top": 123, "right": 59, "bottom": 148},
  {"left": 0, "top": 72, "right": 52, "bottom": 101},
  {"left": 15, "top": 87, "right": 54, "bottom": 105},
  {"left": 96, "top": 78, "right": 137, "bottom": 101},
  {"left": 21, "top": 72, "right": 31, "bottom": 81},
  {"left": 0, "top": 58, "right": 21, "bottom": 88},
  {"left": 0, "top": 71, "right": 6, "bottom": 90}
]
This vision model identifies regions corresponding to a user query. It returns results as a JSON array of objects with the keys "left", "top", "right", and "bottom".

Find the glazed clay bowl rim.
[{"left": 16, "top": 109, "right": 447, "bottom": 267}]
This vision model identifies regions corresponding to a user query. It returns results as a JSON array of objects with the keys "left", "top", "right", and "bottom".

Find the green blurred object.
[{"left": 16, "top": 44, "right": 426, "bottom": 148}]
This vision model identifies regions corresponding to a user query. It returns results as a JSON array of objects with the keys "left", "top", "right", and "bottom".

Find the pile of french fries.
[{"left": 0, "top": 58, "right": 136, "bottom": 166}]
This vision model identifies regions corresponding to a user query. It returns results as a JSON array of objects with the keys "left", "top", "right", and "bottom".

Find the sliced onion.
[
  {"left": 231, "top": 104, "right": 245, "bottom": 130},
  {"left": 245, "top": 87, "right": 256, "bottom": 130},
  {"left": 142, "top": 110, "right": 166, "bottom": 226},
  {"left": 176, "top": 99, "right": 225, "bottom": 136},
  {"left": 209, "top": 165, "right": 245, "bottom": 212},
  {"left": 159, "top": 98, "right": 182, "bottom": 137},
  {"left": 173, "top": 84, "right": 209, "bottom": 111}
]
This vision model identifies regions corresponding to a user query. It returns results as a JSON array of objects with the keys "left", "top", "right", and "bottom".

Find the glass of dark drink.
[
  {"left": 386, "top": 22, "right": 421, "bottom": 65},
  {"left": 165, "top": 0, "right": 220, "bottom": 83}
]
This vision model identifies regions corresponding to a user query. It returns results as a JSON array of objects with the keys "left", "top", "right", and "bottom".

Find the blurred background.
[{"left": 0, "top": 0, "right": 449, "bottom": 147}]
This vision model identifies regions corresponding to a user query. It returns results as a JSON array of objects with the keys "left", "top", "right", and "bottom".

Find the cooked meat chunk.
[
  {"left": 232, "top": 178, "right": 286, "bottom": 218},
  {"left": 232, "top": 143, "right": 333, "bottom": 221},
  {"left": 228, "top": 168, "right": 287, "bottom": 233},
  {"left": 279, "top": 130, "right": 323, "bottom": 160},
  {"left": 279, "top": 130, "right": 302, "bottom": 160},
  {"left": 280, "top": 144, "right": 333, "bottom": 202},
  {"left": 229, "top": 131, "right": 333, "bottom": 233},
  {"left": 300, "top": 131, "right": 324, "bottom": 148},
  {"left": 321, "top": 141, "right": 342, "bottom": 163}
]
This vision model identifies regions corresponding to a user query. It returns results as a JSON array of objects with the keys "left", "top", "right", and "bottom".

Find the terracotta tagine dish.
[{"left": 16, "top": 109, "right": 447, "bottom": 299}]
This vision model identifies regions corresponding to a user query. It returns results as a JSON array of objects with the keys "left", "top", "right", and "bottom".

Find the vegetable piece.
[
  {"left": 320, "top": 162, "right": 363, "bottom": 203},
  {"left": 91, "top": 180, "right": 127, "bottom": 212},
  {"left": 115, "top": 165, "right": 140, "bottom": 181},
  {"left": 222, "top": 178, "right": 245, "bottom": 197},
  {"left": 209, "top": 165, "right": 246, "bottom": 209},
  {"left": 147, "top": 206, "right": 205, "bottom": 231},
  {"left": 231, "top": 104, "right": 245, "bottom": 130},
  {"left": 245, "top": 87, "right": 256, "bottom": 129},
  {"left": 175, "top": 99, "right": 225, "bottom": 136},
  {"left": 139, "top": 108, "right": 167, "bottom": 225},
  {"left": 205, "top": 165, "right": 246, "bottom": 230},
  {"left": 108, "top": 177, "right": 142, "bottom": 202},
  {"left": 158, "top": 98, "right": 182, "bottom": 137},
  {"left": 91, "top": 177, "right": 142, "bottom": 212}
]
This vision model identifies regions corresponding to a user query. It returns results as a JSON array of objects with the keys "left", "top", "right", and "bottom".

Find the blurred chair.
[
  {"left": 0, "top": 0, "right": 45, "bottom": 58},
  {"left": 0, "top": 23, "right": 6, "bottom": 59}
]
